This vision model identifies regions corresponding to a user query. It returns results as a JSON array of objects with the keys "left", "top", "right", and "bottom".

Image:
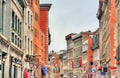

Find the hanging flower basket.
[{"left": 25, "top": 54, "right": 33, "bottom": 62}]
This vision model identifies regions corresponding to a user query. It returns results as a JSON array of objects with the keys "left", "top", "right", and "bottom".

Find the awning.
[
  {"left": 41, "top": 66, "right": 47, "bottom": 76},
  {"left": 24, "top": 69, "right": 30, "bottom": 78}
]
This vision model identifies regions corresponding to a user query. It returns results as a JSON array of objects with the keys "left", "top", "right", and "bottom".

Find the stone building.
[
  {"left": 72, "top": 33, "right": 82, "bottom": 78},
  {"left": 0, "top": 0, "right": 27, "bottom": 78},
  {"left": 97, "top": 0, "right": 117, "bottom": 77},
  {"left": 82, "top": 39, "right": 88, "bottom": 78},
  {"left": 23, "top": 0, "right": 34, "bottom": 77},
  {"left": 91, "top": 28, "right": 100, "bottom": 78},
  {"left": 81, "top": 31, "right": 93, "bottom": 78},
  {"left": 65, "top": 33, "right": 76, "bottom": 78}
]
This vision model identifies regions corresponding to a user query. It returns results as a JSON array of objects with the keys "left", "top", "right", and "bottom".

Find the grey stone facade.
[{"left": 0, "top": 0, "right": 27, "bottom": 78}]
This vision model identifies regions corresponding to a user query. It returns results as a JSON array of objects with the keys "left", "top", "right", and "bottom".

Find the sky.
[{"left": 40, "top": 0, "right": 99, "bottom": 52}]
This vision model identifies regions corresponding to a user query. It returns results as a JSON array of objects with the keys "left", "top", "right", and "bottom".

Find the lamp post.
[{"left": 29, "top": 61, "right": 34, "bottom": 77}]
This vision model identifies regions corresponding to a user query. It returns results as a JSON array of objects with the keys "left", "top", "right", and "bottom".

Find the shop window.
[{"left": 14, "top": 65, "right": 18, "bottom": 78}]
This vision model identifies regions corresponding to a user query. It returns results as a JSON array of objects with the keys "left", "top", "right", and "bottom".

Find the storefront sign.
[{"left": 100, "top": 72, "right": 106, "bottom": 75}]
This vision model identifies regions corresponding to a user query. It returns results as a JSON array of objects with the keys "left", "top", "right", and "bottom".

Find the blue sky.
[{"left": 40, "top": 0, "right": 99, "bottom": 51}]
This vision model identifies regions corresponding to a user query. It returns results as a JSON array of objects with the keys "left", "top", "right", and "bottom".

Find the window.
[
  {"left": 15, "top": 16, "right": 17, "bottom": 30},
  {"left": 34, "top": 28, "right": 39, "bottom": 38},
  {"left": 116, "top": 0, "right": 120, "bottom": 7},
  {"left": 15, "top": 35, "right": 17, "bottom": 45},
  {"left": 20, "top": 40, "right": 22, "bottom": 48},
  {"left": 28, "top": 11, "right": 30, "bottom": 26},
  {"left": 18, "top": 38, "right": 19, "bottom": 47},
  {"left": 14, "top": 65, "right": 18, "bottom": 78},
  {"left": 18, "top": 22, "right": 20, "bottom": 34},
  {"left": 12, "top": 33, "right": 14, "bottom": 43},
  {"left": 35, "top": 12, "right": 39, "bottom": 21},
  {"left": 12, "top": 11, "right": 14, "bottom": 29},
  {"left": 25, "top": 36, "right": 26, "bottom": 48},
  {"left": 28, "top": 38, "right": 29, "bottom": 54},
  {"left": 31, "top": 41, "right": 32, "bottom": 55},
  {"left": 41, "top": 35, "right": 43, "bottom": 45},
  {"left": 19, "top": 22, "right": 22, "bottom": 35},
  {"left": 31, "top": 15, "right": 32, "bottom": 26},
  {"left": 17, "top": 19, "right": 19, "bottom": 32}
]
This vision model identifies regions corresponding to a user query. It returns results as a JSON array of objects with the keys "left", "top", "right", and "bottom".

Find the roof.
[
  {"left": 72, "top": 33, "right": 82, "bottom": 41},
  {"left": 40, "top": 4, "right": 52, "bottom": 11},
  {"left": 65, "top": 33, "right": 76, "bottom": 40}
]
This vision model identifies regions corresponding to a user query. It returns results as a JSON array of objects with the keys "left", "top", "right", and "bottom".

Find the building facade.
[
  {"left": 82, "top": 40, "right": 88, "bottom": 78},
  {"left": 65, "top": 33, "right": 76, "bottom": 78},
  {"left": 0, "top": 0, "right": 27, "bottom": 78},
  {"left": 0, "top": 0, "right": 52, "bottom": 78},
  {"left": 91, "top": 29, "right": 100, "bottom": 78},
  {"left": 116, "top": 0, "right": 120, "bottom": 78},
  {"left": 72, "top": 33, "right": 82, "bottom": 78},
  {"left": 97, "top": 0, "right": 117, "bottom": 77},
  {"left": 40, "top": 4, "right": 51, "bottom": 64}
]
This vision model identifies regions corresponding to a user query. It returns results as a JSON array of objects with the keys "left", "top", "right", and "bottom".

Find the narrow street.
[{"left": 0, "top": 0, "right": 119, "bottom": 78}]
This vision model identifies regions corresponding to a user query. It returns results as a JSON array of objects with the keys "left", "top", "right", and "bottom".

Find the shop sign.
[{"left": 100, "top": 72, "right": 106, "bottom": 75}]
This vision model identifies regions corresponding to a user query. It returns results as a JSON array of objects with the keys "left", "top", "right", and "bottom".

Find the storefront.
[
  {"left": 0, "top": 51, "right": 7, "bottom": 78},
  {"left": 9, "top": 56, "right": 23, "bottom": 78}
]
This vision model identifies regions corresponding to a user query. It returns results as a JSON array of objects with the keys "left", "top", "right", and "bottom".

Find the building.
[
  {"left": 40, "top": 3, "right": 51, "bottom": 64},
  {"left": 48, "top": 51, "right": 62, "bottom": 78},
  {"left": 65, "top": 32, "right": 93, "bottom": 78},
  {"left": 40, "top": 4, "right": 51, "bottom": 63},
  {"left": 65, "top": 33, "right": 76, "bottom": 78},
  {"left": 97, "top": 0, "right": 117, "bottom": 77},
  {"left": 40, "top": 4, "right": 52, "bottom": 78},
  {"left": 91, "top": 29, "right": 100, "bottom": 78},
  {"left": 81, "top": 31, "right": 93, "bottom": 78},
  {"left": 82, "top": 39, "right": 88, "bottom": 78},
  {"left": 0, "top": 0, "right": 27, "bottom": 78},
  {"left": 116, "top": 0, "right": 120, "bottom": 78},
  {"left": 61, "top": 50, "right": 68, "bottom": 78},
  {"left": 23, "top": 0, "right": 35, "bottom": 77},
  {"left": 72, "top": 33, "right": 83, "bottom": 78}
]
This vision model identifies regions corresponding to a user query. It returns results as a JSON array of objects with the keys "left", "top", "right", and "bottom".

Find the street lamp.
[
  {"left": 29, "top": 61, "right": 34, "bottom": 68},
  {"left": 29, "top": 61, "right": 34, "bottom": 76}
]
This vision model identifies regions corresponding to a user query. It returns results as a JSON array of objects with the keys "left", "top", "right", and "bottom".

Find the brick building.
[{"left": 97, "top": 0, "right": 117, "bottom": 77}]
